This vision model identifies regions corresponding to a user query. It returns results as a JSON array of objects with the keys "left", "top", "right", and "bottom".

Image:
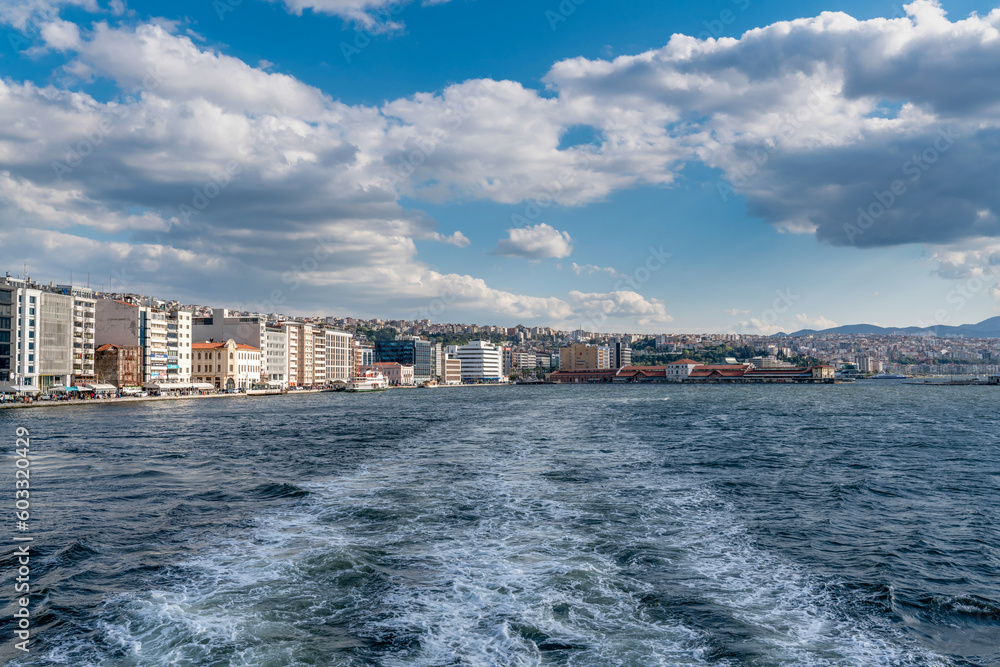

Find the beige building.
[
  {"left": 192, "top": 339, "right": 261, "bottom": 390},
  {"left": 442, "top": 355, "right": 462, "bottom": 385},
  {"left": 560, "top": 343, "right": 610, "bottom": 371},
  {"left": 369, "top": 362, "right": 414, "bottom": 386},
  {"left": 95, "top": 299, "right": 169, "bottom": 383}
]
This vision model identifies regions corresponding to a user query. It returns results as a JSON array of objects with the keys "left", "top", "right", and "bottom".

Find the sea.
[{"left": 1, "top": 383, "right": 998, "bottom": 666}]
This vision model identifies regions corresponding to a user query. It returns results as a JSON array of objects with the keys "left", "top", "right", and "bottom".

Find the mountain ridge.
[{"left": 773, "top": 316, "right": 1000, "bottom": 338}]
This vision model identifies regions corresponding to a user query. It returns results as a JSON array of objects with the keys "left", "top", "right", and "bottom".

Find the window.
[
  {"left": 28, "top": 308, "right": 35, "bottom": 316},
  {"left": 28, "top": 296, "right": 35, "bottom": 304}
]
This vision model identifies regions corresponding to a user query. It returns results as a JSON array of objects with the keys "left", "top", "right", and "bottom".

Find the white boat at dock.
[{"left": 346, "top": 370, "right": 389, "bottom": 392}]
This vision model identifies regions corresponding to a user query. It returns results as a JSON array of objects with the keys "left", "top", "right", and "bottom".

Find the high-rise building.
[
  {"left": 323, "top": 328, "right": 353, "bottom": 384},
  {"left": 609, "top": 339, "right": 632, "bottom": 369},
  {"left": 0, "top": 277, "right": 74, "bottom": 391},
  {"left": 165, "top": 310, "right": 193, "bottom": 383},
  {"left": 264, "top": 326, "right": 288, "bottom": 386},
  {"left": 56, "top": 284, "right": 97, "bottom": 386},
  {"left": 456, "top": 340, "right": 505, "bottom": 382},
  {"left": 376, "top": 336, "right": 433, "bottom": 383},
  {"left": 560, "top": 343, "right": 610, "bottom": 370}
]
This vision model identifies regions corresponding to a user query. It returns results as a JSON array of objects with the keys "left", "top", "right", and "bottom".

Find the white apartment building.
[
  {"left": 264, "top": 326, "right": 288, "bottom": 386},
  {"left": 323, "top": 328, "right": 352, "bottom": 384},
  {"left": 456, "top": 340, "right": 506, "bottom": 382},
  {"left": 56, "top": 284, "right": 97, "bottom": 385},
  {"left": 0, "top": 278, "right": 73, "bottom": 391},
  {"left": 165, "top": 310, "right": 193, "bottom": 384},
  {"left": 665, "top": 359, "right": 699, "bottom": 379}
]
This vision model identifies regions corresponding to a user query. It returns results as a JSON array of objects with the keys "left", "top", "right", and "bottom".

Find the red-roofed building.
[{"left": 686, "top": 364, "right": 752, "bottom": 381}]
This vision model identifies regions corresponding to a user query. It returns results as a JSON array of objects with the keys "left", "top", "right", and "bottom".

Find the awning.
[
  {"left": 82, "top": 384, "right": 116, "bottom": 393},
  {"left": 0, "top": 385, "right": 40, "bottom": 394},
  {"left": 192, "top": 383, "right": 215, "bottom": 390}
]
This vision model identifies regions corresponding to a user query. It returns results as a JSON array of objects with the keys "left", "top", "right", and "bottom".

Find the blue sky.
[{"left": 2, "top": 0, "right": 1000, "bottom": 333}]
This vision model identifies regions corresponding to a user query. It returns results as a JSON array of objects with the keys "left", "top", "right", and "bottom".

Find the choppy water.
[{"left": 1, "top": 384, "right": 998, "bottom": 666}]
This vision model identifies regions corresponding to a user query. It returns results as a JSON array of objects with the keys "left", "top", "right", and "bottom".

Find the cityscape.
[
  {"left": 3, "top": 0, "right": 1000, "bottom": 664},
  {"left": 4, "top": 270, "right": 1000, "bottom": 401}
]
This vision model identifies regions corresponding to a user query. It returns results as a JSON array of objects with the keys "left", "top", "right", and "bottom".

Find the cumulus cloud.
[
  {"left": 493, "top": 224, "right": 573, "bottom": 259},
  {"left": 8, "top": 1, "right": 1000, "bottom": 326}
]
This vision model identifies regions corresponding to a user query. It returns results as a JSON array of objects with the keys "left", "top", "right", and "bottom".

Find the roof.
[
  {"left": 192, "top": 340, "right": 259, "bottom": 351},
  {"left": 667, "top": 359, "right": 699, "bottom": 365}
]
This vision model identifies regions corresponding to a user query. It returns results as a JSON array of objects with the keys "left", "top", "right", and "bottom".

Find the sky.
[{"left": 2, "top": 0, "right": 1000, "bottom": 334}]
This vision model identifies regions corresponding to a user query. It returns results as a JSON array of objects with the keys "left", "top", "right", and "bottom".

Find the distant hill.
[{"left": 775, "top": 316, "right": 1000, "bottom": 338}]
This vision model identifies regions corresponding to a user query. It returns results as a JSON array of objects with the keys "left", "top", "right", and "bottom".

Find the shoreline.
[{"left": 0, "top": 389, "right": 326, "bottom": 410}]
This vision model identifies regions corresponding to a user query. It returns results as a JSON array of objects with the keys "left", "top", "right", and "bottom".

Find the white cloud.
[
  {"left": 570, "top": 262, "right": 623, "bottom": 279},
  {"left": 8, "top": 2, "right": 1000, "bottom": 326},
  {"left": 493, "top": 224, "right": 573, "bottom": 259}
]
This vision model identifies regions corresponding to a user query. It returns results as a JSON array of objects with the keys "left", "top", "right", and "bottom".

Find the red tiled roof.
[{"left": 667, "top": 359, "right": 699, "bottom": 365}]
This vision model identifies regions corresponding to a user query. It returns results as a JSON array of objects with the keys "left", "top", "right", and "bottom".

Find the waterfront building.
[
  {"left": 95, "top": 299, "right": 169, "bottom": 383},
  {"left": 359, "top": 346, "right": 375, "bottom": 366},
  {"left": 368, "top": 361, "right": 414, "bottom": 386},
  {"left": 193, "top": 309, "right": 271, "bottom": 381},
  {"left": 609, "top": 339, "right": 632, "bottom": 369},
  {"left": 94, "top": 344, "right": 143, "bottom": 388},
  {"left": 502, "top": 346, "right": 514, "bottom": 376},
  {"left": 442, "top": 355, "right": 462, "bottom": 384},
  {"left": 55, "top": 284, "right": 97, "bottom": 386},
  {"left": 192, "top": 340, "right": 261, "bottom": 390},
  {"left": 165, "top": 310, "right": 193, "bottom": 384},
  {"left": 560, "top": 343, "right": 610, "bottom": 371},
  {"left": 666, "top": 359, "right": 699, "bottom": 380},
  {"left": 512, "top": 351, "right": 536, "bottom": 370},
  {"left": 456, "top": 340, "right": 506, "bottom": 382},
  {"left": 279, "top": 321, "right": 317, "bottom": 387},
  {"left": 264, "top": 326, "right": 288, "bottom": 386},
  {"left": 0, "top": 278, "right": 75, "bottom": 391},
  {"left": 323, "top": 328, "right": 353, "bottom": 384},
  {"left": 376, "top": 336, "right": 433, "bottom": 383}
]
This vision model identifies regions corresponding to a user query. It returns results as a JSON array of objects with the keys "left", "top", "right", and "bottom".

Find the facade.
[
  {"left": 376, "top": 336, "right": 433, "bottom": 383},
  {"left": 165, "top": 310, "right": 193, "bottom": 384},
  {"left": 192, "top": 309, "right": 271, "bottom": 380},
  {"left": 95, "top": 299, "right": 170, "bottom": 383},
  {"left": 2, "top": 279, "right": 75, "bottom": 390},
  {"left": 359, "top": 346, "right": 375, "bottom": 366},
  {"left": 323, "top": 328, "right": 353, "bottom": 384},
  {"left": 279, "top": 321, "right": 318, "bottom": 387},
  {"left": 442, "top": 355, "right": 462, "bottom": 384},
  {"left": 665, "top": 359, "right": 700, "bottom": 380},
  {"left": 512, "top": 351, "right": 536, "bottom": 370},
  {"left": 609, "top": 339, "right": 633, "bottom": 369},
  {"left": 560, "top": 343, "right": 610, "bottom": 371},
  {"left": 368, "top": 361, "right": 414, "bottom": 386},
  {"left": 56, "top": 284, "right": 97, "bottom": 385},
  {"left": 0, "top": 283, "right": 12, "bottom": 384},
  {"left": 95, "top": 344, "right": 143, "bottom": 388},
  {"left": 456, "top": 340, "right": 505, "bottom": 382},
  {"left": 264, "top": 326, "right": 288, "bottom": 386},
  {"left": 192, "top": 340, "right": 261, "bottom": 390}
]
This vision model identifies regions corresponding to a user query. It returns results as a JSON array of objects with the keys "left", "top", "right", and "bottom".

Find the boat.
[
  {"left": 869, "top": 372, "right": 908, "bottom": 380},
  {"left": 346, "top": 370, "right": 389, "bottom": 392}
]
